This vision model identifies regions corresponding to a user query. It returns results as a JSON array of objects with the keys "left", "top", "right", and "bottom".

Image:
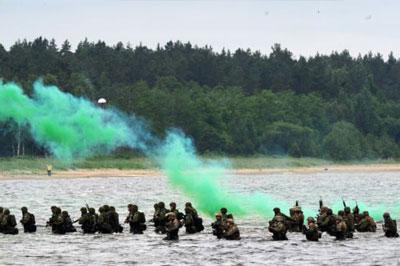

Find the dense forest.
[{"left": 1, "top": 37, "right": 400, "bottom": 160}]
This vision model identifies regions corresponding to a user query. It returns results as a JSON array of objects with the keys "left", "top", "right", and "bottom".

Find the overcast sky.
[{"left": 0, "top": 0, "right": 399, "bottom": 57}]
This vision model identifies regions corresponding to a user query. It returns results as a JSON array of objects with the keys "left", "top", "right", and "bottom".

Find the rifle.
[
  {"left": 342, "top": 197, "right": 347, "bottom": 208},
  {"left": 85, "top": 201, "right": 90, "bottom": 211},
  {"left": 319, "top": 197, "right": 323, "bottom": 210},
  {"left": 295, "top": 200, "right": 299, "bottom": 207}
]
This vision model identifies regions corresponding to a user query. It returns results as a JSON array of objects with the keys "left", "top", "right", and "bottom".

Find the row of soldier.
[{"left": 0, "top": 200, "right": 398, "bottom": 241}]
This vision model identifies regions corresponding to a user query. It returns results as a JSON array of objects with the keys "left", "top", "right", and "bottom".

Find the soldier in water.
[
  {"left": 125, "top": 204, "right": 146, "bottom": 234},
  {"left": 77, "top": 207, "right": 94, "bottom": 234},
  {"left": 62, "top": 211, "right": 77, "bottom": 233},
  {"left": 302, "top": 217, "right": 319, "bottom": 241},
  {"left": 1, "top": 209, "right": 18, "bottom": 235},
  {"left": 382, "top": 212, "right": 399, "bottom": 238},
  {"left": 154, "top": 202, "right": 168, "bottom": 234},
  {"left": 109, "top": 206, "right": 123, "bottom": 233},
  {"left": 212, "top": 213, "right": 225, "bottom": 239},
  {"left": 164, "top": 212, "right": 180, "bottom": 240},
  {"left": 334, "top": 216, "right": 347, "bottom": 240},
  {"left": 223, "top": 218, "right": 240, "bottom": 240},
  {"left": 356, "top": 211, "right": 377, "bottom": 232},
  {"left": 268, "top": 214, "right": 288, "bottom": 240},
  {"left": 20, "top": 207, "right": 36, "bottom": 233},
  {"left": 343, "top": 207, "right": 354, "bottom": 238}
]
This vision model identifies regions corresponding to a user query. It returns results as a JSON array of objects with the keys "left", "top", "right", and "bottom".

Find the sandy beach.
[{"left": 1, "top": 163, "right": 400, "bottom": 180}]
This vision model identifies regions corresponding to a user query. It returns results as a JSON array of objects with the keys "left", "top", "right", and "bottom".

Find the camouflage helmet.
[
  {"left": 81, "top": 207, "right": 87, "bottom": 213},
  {"left": 4, "top": 209, "right": 10, "bottom": 215},
  {"left": 89, "top": 208, "right": 95, "bottom": 214},
  {"left": 220, "top": 207, "right": 227, "bottom": 214},
  {"left": 226, "top": 218, "right": 234, "bottom": 224},
  {"left": 344, "top": 207, "right": 351, "bottom": 213},
  {"left": 275, "top": 215, "right": 284, "bottom": 222},
  {"left": 383, "top": 212, "right": 390, "bottom": 218},
  {"left": 21, "top": 206, "right": 28, "bottom": 212}
]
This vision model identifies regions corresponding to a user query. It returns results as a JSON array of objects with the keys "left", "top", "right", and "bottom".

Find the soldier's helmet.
[
  {"left": 220, "top": 207, "right": 227, "bottom": 214},
  {"left": 226, "top": 218, "right": 234, "bottom": 224},
  {"left": 307, "top": 217, "right": 315, "bottom": 223},
  {"left": 344, "top": 207, "right": 351, "bottom": 213},
  {"left": 363, "top": 211, "right": 369, "bottom": 216},
  {"left": 0, "top": 207, "right": 3, "bottom": 212},
  {"left": 158, "top": 202, "right": 165, "bottom": 208},
  {"left": 81, "top": 207, "right": 87, "bottom": 213},
  {"left": 62, "top": 210, "right": 68, "bottom": 217},
  {"left": 132, "top": 205, "right": 138, "bottom": 211},
  {"left": 127, "top": 204, "right": 133, "bottom": 209},
  {"left": 273, "top": 207, "right": 281, "bottom": 213},
  {"left": 4, "top": 209, "right": 10, "bottom": 215},
  {"left": 89, "top": 208, "right": 95, "bottom": 214},
  {"left": 21, "top": 207, "right": 28, "bottom": 212},
  {"left": 185, "top": 202, "right": 192, "bottom": 207},
  {"left": 293, "top": 206, "right": 302, "bottom": 212},
  {"left": 383, "top": 212, "right": 390, "bottom": 218},
  {"left": 170, "top": 202, "right": 176, "bottom": 208}
]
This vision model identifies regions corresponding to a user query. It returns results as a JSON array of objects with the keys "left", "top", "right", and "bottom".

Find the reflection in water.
[{"left": 0, "top": 172, "right": 400, "bottom": 265}]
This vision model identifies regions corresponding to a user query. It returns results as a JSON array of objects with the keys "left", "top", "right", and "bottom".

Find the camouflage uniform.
[
  {"left": 223, "top": 218, "right": 240, "bottom": 240},
  {"left": 20, "top": 207, "right": 36, "bottom": 233},
  {"left": 62, "top": 211, "right": 76, "bottom": 233},
  {"left": 383, "top": 213, "right": 399, "bottom": 238},
  {"left": 1, "top": 209, "right": 18, "bottom": 235},
  {"left": 335, "top": 216, "right": 347, "bottom": 240},
  {"left": 303, "top": 217, "right": 319, "bottom": 241},
  {"left": 212, "top": 213, "right": 225, "bottom": 239},
  {"left": 109, "top": 206, "right": 123, "bottom": 233},
  {"left": 356, "top": 211, "right": 377, "bottom": 232},
  {"left": 78, "top": 207, "right": 95, "bottom": 234},
  {"left": 164, "top": 213, "right": 180, "bottom": 240},
  {"left": 343, "top": 207, "right": 354, "bottom": 238},
  {"left": 126, "top": 205, "right": 146, "bottom": 234},
  {"left": 154, "top": 202, "right": 168, "bottom": 234},
  {"left": 268, "top": 215, "right": 288, "bottom": 240}
]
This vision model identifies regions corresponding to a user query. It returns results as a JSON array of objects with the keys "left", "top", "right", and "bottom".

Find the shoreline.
[{"left": 2, "top": 163, "right": 400, "bottom": 180}]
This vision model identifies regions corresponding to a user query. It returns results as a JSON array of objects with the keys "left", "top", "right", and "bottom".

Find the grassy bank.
[{"left": 1, "top": 155, "right": 399, "bottom": 174}]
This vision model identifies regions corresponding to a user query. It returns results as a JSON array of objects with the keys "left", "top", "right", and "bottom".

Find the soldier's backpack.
[
  {"left": 9, "top": 215, "right": 17, "bottom": 227},
  {"left": 139, "top": 212, "right": 146, "bottom": 223}
]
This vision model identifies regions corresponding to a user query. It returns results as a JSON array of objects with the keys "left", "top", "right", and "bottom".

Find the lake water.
[{"left": 0, "top": 171, "right": 399, "bottom": 265}]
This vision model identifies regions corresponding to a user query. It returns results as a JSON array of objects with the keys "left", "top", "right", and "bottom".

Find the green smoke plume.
[{"left": 0, "top": 80, "right": 150, "bottom": 161}]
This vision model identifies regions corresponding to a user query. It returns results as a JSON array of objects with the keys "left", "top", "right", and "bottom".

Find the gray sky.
[{"left": 0, "top": 0, "right": 399, "bottom": 57}]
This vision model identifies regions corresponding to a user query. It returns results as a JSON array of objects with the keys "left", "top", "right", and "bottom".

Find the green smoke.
[
  {"left": 158, "top": 131, "right": 298, "bottom": 218},
  {"left": 0, "top": 80, "right": 149, "bottom": 161}
]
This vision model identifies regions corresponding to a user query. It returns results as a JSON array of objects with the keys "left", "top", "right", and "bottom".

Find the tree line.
[{"left": 1, "top": 37, "right": 400, "bottom": 160}]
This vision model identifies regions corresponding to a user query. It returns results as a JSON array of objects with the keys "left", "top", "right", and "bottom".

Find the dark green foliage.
[{"left": 1, "top": 38, "right": 400, "bottom": 161}]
